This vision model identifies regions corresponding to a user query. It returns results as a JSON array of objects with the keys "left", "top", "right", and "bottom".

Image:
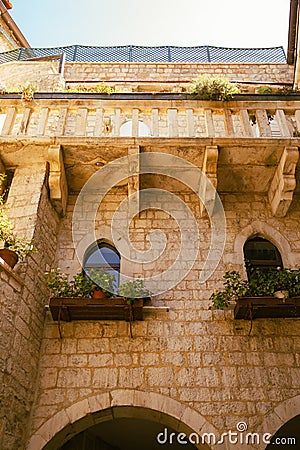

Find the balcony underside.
[{"left": 0, "top": 135, "right": 299, "bottom": 218}]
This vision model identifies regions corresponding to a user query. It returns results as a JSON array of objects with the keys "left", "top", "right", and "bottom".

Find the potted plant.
[
  {"left": 210, "top": 267, "right": 300, "bottom": 319},
  {"left": 118, "top": 278, "right": 150, "bottom": 304},
  {"left": 0, "top": 173, "right": 35, "bottom": 268},
  {"left": 45, "top": 269, "right": 95, "bottom": 298},
  {"left": 87, "top": 268, "right": 115, "bottom": 298},
  {"left": 45, "top": 270, "right": 145, "bottom": 328}
]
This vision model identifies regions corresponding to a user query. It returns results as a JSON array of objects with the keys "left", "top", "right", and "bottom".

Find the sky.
[{"left": 11, "top": 0, "right": 290, "bottom": 52}]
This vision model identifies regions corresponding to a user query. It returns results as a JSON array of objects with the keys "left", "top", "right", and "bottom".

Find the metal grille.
[{"left": 0, "top": 45, "right": 286, "bottom": 64}]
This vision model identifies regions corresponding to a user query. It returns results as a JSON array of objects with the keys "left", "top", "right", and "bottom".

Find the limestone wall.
[
  {"left": 64, "top": 62, "right": 294, "bottom": 85},
  {"left": 0, "top": 60, "right": 294, "bottom": 94},
  {"left": 0, "top": 61, "right": 65, "bottom": 91},
  {"left": 0, "top": 167, "right": 60, "bottom": 450},
  {"left": 27, "top": 185, "right": 300, "bottom": 448},
  {"left": 0, "top": 17, "right": 19, "bottom": 53}
]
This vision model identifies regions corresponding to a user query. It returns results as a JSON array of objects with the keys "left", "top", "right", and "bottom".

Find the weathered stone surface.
[{"left": 0, "top": 57, "right": 299, "bottom": 450}]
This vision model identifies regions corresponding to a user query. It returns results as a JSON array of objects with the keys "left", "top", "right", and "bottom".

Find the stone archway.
[
  {"left": 255, "top": 394, "right": 300, "bottom": 449},
  {"left": 27, "top": 390, "right": 217, "bottom": 450}
]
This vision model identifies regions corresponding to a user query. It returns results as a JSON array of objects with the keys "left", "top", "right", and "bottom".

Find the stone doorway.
[
  {"left": 29, "top": 391, "right": 214, "bottom": 450},
  {"left": 59, "top": 417, "right": 199, "bottom": 450},
  {"left": 265, "top": 414, "right": 299, "bottom": 449},
  {"left": 40, "top": 404, "right": 211, "bottom": 450}
]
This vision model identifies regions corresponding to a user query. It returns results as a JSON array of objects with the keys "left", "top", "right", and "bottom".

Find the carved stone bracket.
[
  {"left": 200, "top": 145, "right": 219, "bottom": 216},
  {"left": 47, "top": 145, "right": 68, "bottom": 216},
  {"left": 268, "top": 146, "right": 299, "bottom": 217}
]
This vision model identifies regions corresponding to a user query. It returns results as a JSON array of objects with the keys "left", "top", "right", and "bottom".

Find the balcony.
[
  {"left": 0, "top": 93, "right": 299, "bottom": 139},
  {"left": 0, "top": 93, "right": 299, "bottom": 218}
]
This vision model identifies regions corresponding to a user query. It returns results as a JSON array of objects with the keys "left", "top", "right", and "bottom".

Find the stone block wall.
[
  {"left": 0, "top": 61, "right": 65, "bottom": 91},
  {"left": 0, "top": 60, "right": 294, "bottom": 95},
  {"left": 0, "top": 17, "right": 19, "bottom": 53},
  {"left": 0, "top": 166, "right": 60, "bottom": 450},
  {"left": 27, "top": 184, "right": 300, "bottom": 446},
  {"left": 64, "top": 62, "right": 294, "bottom": 86}
]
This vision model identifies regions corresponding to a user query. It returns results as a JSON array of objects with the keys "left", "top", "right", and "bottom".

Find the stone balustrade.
[{"left": 0, "top": 96, "right": 299, "bottom": 139}]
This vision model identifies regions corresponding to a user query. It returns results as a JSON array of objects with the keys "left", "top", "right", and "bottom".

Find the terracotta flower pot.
[
  {"left": 0, "top": 248, "right": 18, "bottom": 268},
  {"left": 92, "top": 289, "right": 107, "bottom": 299}
]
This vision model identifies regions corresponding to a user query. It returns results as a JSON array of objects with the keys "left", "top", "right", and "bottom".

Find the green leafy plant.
[
  {"left": 187, "top": 76, "right": 240, "bottom": 101},
  {"left": 87, "top": 268, "right": 116, "bottom": 296},
  {"left": 210, "top": 271, "right": 249, "bottom": 309},
  {"left": 257, "top": 86, "right": 273, "bottom": 94},
  {"left": 66, "top": 83, "right": 114, "bottom": 94},
  {"left": 118, "top": 279, "right": 150, "bottom": 304},
  {"left": 210, "top": 267, "right": 300, "bottom": 309},
  {"left": 45, "top": 269, "right": 95, "bottom": 297},
  {"left": 45, "top": 268, "right": 74, "bottom": 297},
  {"left": 0, "top": 173, "right": 35, "bottom": 261}
]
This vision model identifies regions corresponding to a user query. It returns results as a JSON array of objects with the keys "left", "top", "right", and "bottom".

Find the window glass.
[
  {"left": 84, "top": 243, "right": 120, "bottom": 290},
  {"left": 244, "top": 236, "right": 283, "bottom": 277}
]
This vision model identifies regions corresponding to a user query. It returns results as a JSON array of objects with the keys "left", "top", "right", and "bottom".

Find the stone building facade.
[{"left": 0, "top": 3, "right": 300, "bottom": 450}]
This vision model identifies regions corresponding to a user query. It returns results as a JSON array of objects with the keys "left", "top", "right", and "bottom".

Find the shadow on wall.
[{"left": 60, "top": 417, "right": 199, "bottom": 450}]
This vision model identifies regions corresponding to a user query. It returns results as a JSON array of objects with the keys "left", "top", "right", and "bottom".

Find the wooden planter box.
[
  {"left": 234, "top": 296, "right": 300, "bottom": 320},
  {"left": 49, "top": 297, "right": 144, "bottom": 321}
]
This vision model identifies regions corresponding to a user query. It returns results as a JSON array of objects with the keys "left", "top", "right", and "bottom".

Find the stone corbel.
[
  {"left": 47, "top": 145, "right": 68, "bottom": 216},
  {"left": 268, "top": 146, "right": 299, "bottom": 217},
  {"left": 200, "top": 145, "right": 219, "bottom": 216}
]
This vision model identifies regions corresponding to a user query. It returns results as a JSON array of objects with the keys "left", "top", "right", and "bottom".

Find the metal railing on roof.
[{"left": 0, "top": 45, "right": 287, "bottom": 64}]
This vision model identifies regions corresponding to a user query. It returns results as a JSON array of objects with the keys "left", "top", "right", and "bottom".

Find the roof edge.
[{"left": 0, "top": 0, "right": 30, "bottom": 48}]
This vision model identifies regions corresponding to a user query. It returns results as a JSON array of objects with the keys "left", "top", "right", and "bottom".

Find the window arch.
[
  {"left": 243, "top": 236, "right": 283, "bottom": 277},
  {"left": 84, "top": 241, "right": 120, "bottom": 289}
]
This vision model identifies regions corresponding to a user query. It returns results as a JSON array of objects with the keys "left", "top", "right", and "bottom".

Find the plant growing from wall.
[
  {"left": 66, "top": 83, "right": 114, "bottom": 94},
  {"left": 257, "top": 86, "right": 273, "bottom": 94},
  {"left": 210, "top": 267, "right": 300, "bottom": 309},
  {"left": 20, "top": 82, "right": 38, "bottom": 101},
  {"left": 187, "top": 76, "right": 240, "bottom": 101}
]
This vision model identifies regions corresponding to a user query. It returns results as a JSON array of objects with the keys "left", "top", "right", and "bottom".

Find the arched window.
[
  {"left": 84, "top": 242, "right": 120, "bottom": 290},
  {"left": 244, "top": 236, "right": 283, "bottom": 277}
]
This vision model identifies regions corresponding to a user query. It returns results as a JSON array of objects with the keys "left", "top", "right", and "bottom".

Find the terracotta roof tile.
[{"left": 2, "top": 1, "right": 12, "bottom": 10}]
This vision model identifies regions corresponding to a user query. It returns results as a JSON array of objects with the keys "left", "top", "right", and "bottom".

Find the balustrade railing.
[{"left": 0, "top": 99, "right": 298, "bottom": 139}]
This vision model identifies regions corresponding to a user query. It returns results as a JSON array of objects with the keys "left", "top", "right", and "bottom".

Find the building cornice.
[{"left": 0, "top": 0, "right": 29, "bottom": 48}]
